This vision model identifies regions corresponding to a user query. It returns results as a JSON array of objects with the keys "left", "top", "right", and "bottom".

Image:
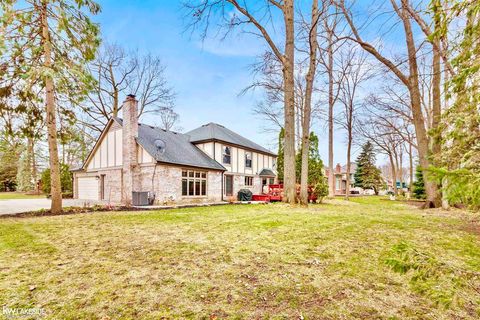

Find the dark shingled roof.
[
  {"left": 259, "top": 168, "right": 276, "bottom": 176},
  {"left": 185, "top": 122, "right": 276, "bottom": 156},
  {"left": 113, "top": 118, "right": 225, "bottom": 171}
]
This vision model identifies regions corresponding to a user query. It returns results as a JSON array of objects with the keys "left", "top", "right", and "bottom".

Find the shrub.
[
  {"left": 385, "top": 241, "right": 474, "bottom": 308},
  {"left": 41, "top": 163, "right": 73, "bottom": 194},
  {"left": 313, "top": 181, "right": 328, "bottom": 203},
  {"left": 413, "top": 166, "right": 426, "bottom": 199}
]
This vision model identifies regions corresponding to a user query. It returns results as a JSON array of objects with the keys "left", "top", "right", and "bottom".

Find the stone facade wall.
[
  {"left": 228, "top": 173, "right": 263, "bottom": 199},
  {"left": 74, "top": 164, "right": 223, "bottom": 205},
  {"left": 138, "top": 164, "right": 223, "bottom": 205},
  {"left": 73, "top": 168, "right": 123, "bottom": 203}
]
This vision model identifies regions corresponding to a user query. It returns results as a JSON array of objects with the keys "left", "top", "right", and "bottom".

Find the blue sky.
[{"left": 94, "top": 0, "right": 389, "bottom": 165}]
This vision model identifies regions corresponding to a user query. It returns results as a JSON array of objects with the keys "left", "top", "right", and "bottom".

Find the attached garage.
[{"left": 77, "top": 177, "right": 99, "bottom": 200}]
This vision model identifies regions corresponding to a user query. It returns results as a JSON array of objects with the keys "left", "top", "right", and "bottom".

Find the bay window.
[{"left": 182, "top": 170, "right": 207, "bottom": 196}]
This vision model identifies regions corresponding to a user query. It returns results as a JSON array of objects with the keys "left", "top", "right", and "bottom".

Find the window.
[
  {"left": 182, "top": 170, "right": 207, "bottom": 196},
  {"left": 223, "top": 146, "right": 231, "bottom": 164},
  {"left": 245, "top": 152, "right": 252, "bottom": 168},
  {"left": 269, "top": 178, "right": 274, "bottom": 185},
  {"left": 245, "top": 176, "right": 253, "bottom": 186},
  {"left": 272, "top": 158, "right": 277, "bottom": 170}
]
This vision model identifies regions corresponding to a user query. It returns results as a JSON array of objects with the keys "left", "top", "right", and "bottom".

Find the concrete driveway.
[{"left": 0, "top": 199, "right": 110, "bottom": 216}]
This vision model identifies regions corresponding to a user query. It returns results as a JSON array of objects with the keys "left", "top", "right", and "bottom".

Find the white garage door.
[{"left": 77, "top": 177, "right": 99, "bottom": 200}]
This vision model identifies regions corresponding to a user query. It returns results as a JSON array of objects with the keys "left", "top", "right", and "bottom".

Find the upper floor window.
[
  {"left": 245, "top": 152, "right": 252, "bottom": 168},
  {"left": 223, "top": 146, "right": 231, "bottom": 164},
  {"left": 273, "top": 158, "right": 277, "bottom": 170}
]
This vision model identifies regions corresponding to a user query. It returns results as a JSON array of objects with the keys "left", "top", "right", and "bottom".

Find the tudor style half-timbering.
[
  {"left": 73, "top": 95, "right": 277, "bottom": 205},
  {"left": 186, "top": 123, "right": 277, "bottom": 198}
]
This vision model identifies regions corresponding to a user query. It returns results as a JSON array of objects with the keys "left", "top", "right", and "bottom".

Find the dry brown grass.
[{"left": 0, "top": 197, "right": 479, "bottom": 319}]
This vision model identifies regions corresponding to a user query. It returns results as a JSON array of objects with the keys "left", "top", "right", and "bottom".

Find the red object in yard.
[
  {"left": 252, "top": 194, "right": 271, "bottom": 202},
  {"left": 268, "top": 184, "right": 283, "bottom": 201},
  {"left": 252, "top": 183, "right": 318, "bottom": 203}
]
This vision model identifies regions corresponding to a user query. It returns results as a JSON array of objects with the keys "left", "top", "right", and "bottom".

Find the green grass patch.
[
  {"left": 0, "top": 197, "right": 479, "bottom": 318},
  {"left": 0, "top": 192, "right": 46, "bottom": 200}
]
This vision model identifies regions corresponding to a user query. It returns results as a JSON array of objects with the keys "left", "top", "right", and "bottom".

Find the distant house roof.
[
  {"left": 341, "top": 163, "right": 357, "bottom": 173},
  {"left": 324, "top": 163, "right": 357, "bottom": 175},
  {"left": 185, "top": 122, "right": 276, "bottom": 156},
  {"left": 114, "top": 118, "right": 226, "bottom": 171}
]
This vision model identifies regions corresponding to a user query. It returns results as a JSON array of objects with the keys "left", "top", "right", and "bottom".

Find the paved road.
[{"left": 0, "top": 199, "right": 109, "bottom": 216}]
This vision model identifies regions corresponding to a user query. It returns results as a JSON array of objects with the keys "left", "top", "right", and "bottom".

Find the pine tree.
[
  {"left": 354, "top": 141, "right": 383, "bottom": 194},
  {"left": 413, "top": 166, "right": 426, "bottom": 199},
  {"left": 277, "top": 128, "right": 285, "bottom": 183},
  {"left": 0, "top": 139, "right": 19, "bottom": 191},
  {"left": 430, "top": 1, "right": 480, "bottom": 209},
  {"left": 16, "top": 149, "right": 34, "bottom": 192},
  {"left": 1, "top": 0, "right": 100, "bottom": 213},
  {"left": 295, "top": 132, "right": 325, "bottom": 185}
]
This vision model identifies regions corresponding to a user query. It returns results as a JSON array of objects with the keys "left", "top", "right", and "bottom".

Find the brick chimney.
[
  {"left": 122, "top": 94, "right": 139, "bottom": 205},
  {"left": 335, "top": 163, "right": 341, "bottom": 174}
]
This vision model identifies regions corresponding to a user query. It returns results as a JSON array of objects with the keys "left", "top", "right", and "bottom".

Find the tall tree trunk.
[
  {"left": 408, "top": 142, "right": 413, "bottom": 192},
  {"left": 393, "top": 145, "right": 401, "bottom": 192},
  {"left": 41, "top": 1, "right": 62, "bottom": 213},
  {"left": 431, "top": 0, "right": 445, "bottom": 208},
  {"left": 28, "top": 136, "right": 37, "bottom": 192},
  {"left": 296, "top": 101, "right": 302, "bottom": 151},
  {"left": 110, "top": 64, "right": 119, "bottom": 117},
  {"left": 300, "top": 0, "right": 319, "bottom": 205},
  {"left": 282, "top": 0, "right": 296, "bottom": 204},
  {"left": 388, "top": 152, "right": 398, "bottom": 195},
  {"left": 431, "top": 42, "right": 441, "bottom": 156},
  {"left": 345, "top": 126, "right": 352, "bottom": 200},
  {"left": 327, "top": 28, "right": 335, "bottom": 198},
  {"left": 399, "top": 0, "right": 440, "bottom": 207}
]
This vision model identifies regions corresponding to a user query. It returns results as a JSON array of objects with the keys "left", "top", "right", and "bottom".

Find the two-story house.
[
  {"left": 72, "top": 95, "right": 277, "bottom": 205},
  {"left": 325, "top": 163, "right": 357, "bottom": 195}
]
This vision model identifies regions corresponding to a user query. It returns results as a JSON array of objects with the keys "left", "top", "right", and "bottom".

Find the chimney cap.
[{"left": 126, "top": 94, "right": 136, "bottom": 99}]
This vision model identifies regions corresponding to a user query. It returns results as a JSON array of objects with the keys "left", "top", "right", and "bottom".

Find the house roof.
[
  {"left": 341, "top": 163, "right": 357, "bottom": 173},
  {"left": 185, "top": 122, "right": 276, "bottom": 156},
  {"left": 259, "top": 168, "right": 276, "bottom": 176},
  {"left": 113, "top": 118, "right": 226, "bottom": 171},
  {"left": 324, "top": 163, "right": 357, "bottom": 175}
]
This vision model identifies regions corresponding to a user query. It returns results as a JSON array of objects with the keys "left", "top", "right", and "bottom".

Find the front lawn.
[
  {"left": 1, "top": 197, "right": 479, "bottom": 319},
  {"left": 0, "top": 192, "right": 45, "bottom": 200}
]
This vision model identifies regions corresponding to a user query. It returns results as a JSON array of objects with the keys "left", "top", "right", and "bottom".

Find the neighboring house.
[
  {"left": 72, "top": 95, "right": 277, "bottom": 205},
  {"left": 383, "top": 178, "right": 409, "bottom": 193},
  {"left": 325, "top": 163, "right": 357, "bottom": 195}
]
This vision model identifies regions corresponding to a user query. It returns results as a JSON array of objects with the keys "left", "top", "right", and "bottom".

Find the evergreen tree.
[
  {"left": 0, "top": 139, "right": 19, "bottom": 191},
  {"left": 354, "top": 141, "right": 383, "bottom": 194},
  {"left": 295, "top": 132, "right": 325, "bottom": 185},
  {"left": 413, "top": 166, "right": 426, "bottom": 199},
  {"left": 41, "top": 163, "right": 73, "bottom": 195},
  {"left": 0, "top": 0, "right": 100, "bottom": 213},
  {"left": 277, "top": 128, "right": 285, "bottom": 183},
  {"left": 430, "top": 1, "right": 480, "bottom": 209},
  {"left": 16, "top": 149, "right": 34, "bottom": 192}
]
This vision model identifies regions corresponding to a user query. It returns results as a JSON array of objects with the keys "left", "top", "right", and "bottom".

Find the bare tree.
[
  {"left": 298, "top": 0, "right": 321, "bottom": 204},
  {"left": 184, "top": 0, "right": 297, "bottom": 203},
  {"left": 337, "top": 44, "right": 373, "bottom": 199},
  {"left": 159, "top": 109, "right": 181, "bottom": 131},
  {"left": 83, "top": 43, "right": 176, "bottom": 133},
  {"left": 316, "top": 3, "right": 345, "bottom": 197},
  {"left": 336, "top": 0, "right": 441, "bottom": 207},
  {"left": 356, "top": 116, "right": 403, "bottom": 195}
]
